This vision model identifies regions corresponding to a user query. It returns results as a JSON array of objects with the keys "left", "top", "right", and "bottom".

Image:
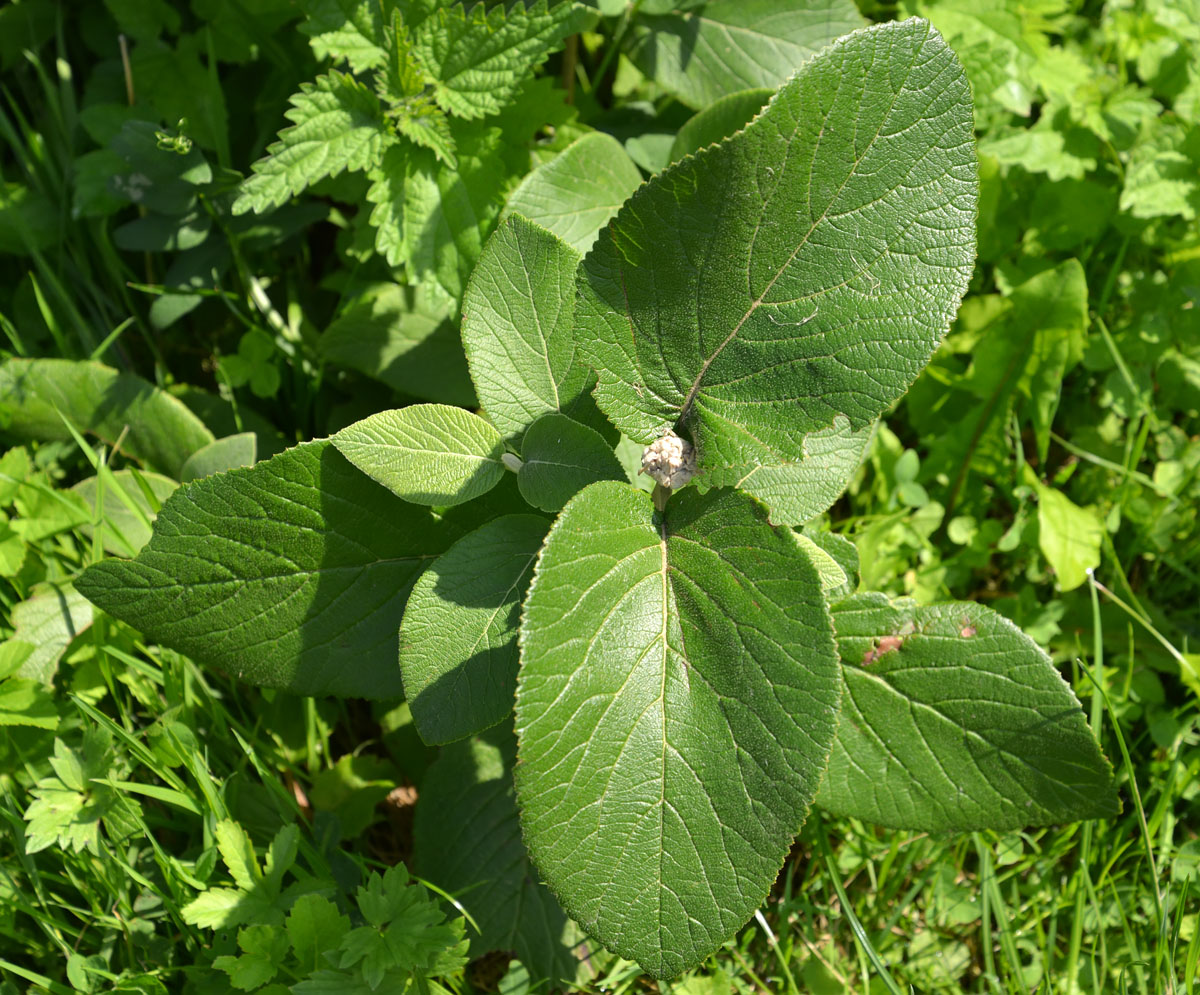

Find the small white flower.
[{"left": 641, "top": 432, "right": 696, "bottom": 489}]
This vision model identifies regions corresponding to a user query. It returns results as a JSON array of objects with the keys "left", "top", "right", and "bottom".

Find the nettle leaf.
[
  {"left": 515, "top": 481, "right": 841, "bottom": 977},
  {"left": 372, "top": 122, "right": 513, "bottom": 297},
  {"left": 298, "top": 0, "right": 388, "bottom": 73},
  {"left": 730, "top": 416, "right": 873, "bottom": 526},
  {"left": 333, "top": 404, "right": 506, "bottom": 507},
  {"left": 413, "top": 0, "right": 587, "bottom": 120},
  {"left": 401, "top": 514, "right": 550, "bottom": 745},
  {"left": 502, "top": 132, "right": 644, "bottom": 254},
  {"left": 0, "top": 358, "right": 214, "bottom": 479},
  {"left": 578, "top": 19, "right": 977, "bottom": 485},
  {"left": 625, "top": 0, "right": 865, "bottom": 109},
  {"left": 414, "top": 727, "right": 601, "bottom": 989},
  {"left": 817, "top": 594, "right": 1119, "bottom": 832},
  {"left": 76, "top": 440, "right": 484, "bottom": 699},
  {"left": 461, "top": 215, "right": 590, "bottom": 445},
  {"left": 517, "top": 413, "right": 625, "bottom": 513},
  {"left": 234, "top": 72, "right": 391, "bottom": 215}
]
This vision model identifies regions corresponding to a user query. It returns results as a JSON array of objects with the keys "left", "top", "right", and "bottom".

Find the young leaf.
[
  {"left": 577, "top": 19, "right": 977, "bottom": 482},
  {"left": 816, "top": 594, "right": 1119, "bottom": 831},
  {"left": 76, "top": 441, "right": 484, "bottom": 699},
  {"left": 502, "top": 132, "right": 644, "bottom": 254},
  {"left": 413, "top": 727, "right": 601, "bottom": 989},
  {"left": 401, "top": 514, "right": 550, "bottom": 745},
  {"left": 234, "top": 72, "right": 391, "bottom": 215},
  {"left": 515, "top": 481, "right": 841, "bottom": 977},
  {"left": 413, "top": 0, "right": 587, "bottom": 120},
  {"left": 0, "top": 358, "right": 214, "bottom": 479},
  {"left": 517, "top": 413, "right": 625, "bottom": 512},
  {"left": 625, "top": 0, "right": 865, "bottom": 109},
  {"left": 298, "top": 0, "right": 389, "bottom": 73},
  {"left": 332, "top": 404, "right": 507, "bottom": 507},
  {"left": 461, "top": 215, "right": 590, "bottom": 445}
]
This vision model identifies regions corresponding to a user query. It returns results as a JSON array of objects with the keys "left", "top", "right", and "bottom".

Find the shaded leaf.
[
  {"left": 0, "top": 358, "right": 214, "bottom": 478},
  {"left": 77, "top": 441, "right": 484, "bottom": 699},
  {"left": 401, "top": 514, "right": 549, "bottom": 745},
  {"left": 413, "top": 727, "right": 601, "bottom": 988},
  {"left": 517, "top": 413, "right": 626, "bottom": 513}
]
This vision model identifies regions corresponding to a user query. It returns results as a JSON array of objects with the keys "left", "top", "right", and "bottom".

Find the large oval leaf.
[
  {"left": 515, "top": 481, "right": 840, "bottom": 977},
  {"left": 817, "top": 594, "right": 1119, "bottom": 831},
  {"left": 76, "top": 441, "right": 488, "bottom": 698},
  {"left": 578, "top": 18, "right": 977, "bottom": 482}
]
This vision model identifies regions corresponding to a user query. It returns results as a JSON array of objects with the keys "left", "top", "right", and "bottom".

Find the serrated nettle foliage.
[{"left": 77, "top": 16, "right": 1119, "bottom": 980}]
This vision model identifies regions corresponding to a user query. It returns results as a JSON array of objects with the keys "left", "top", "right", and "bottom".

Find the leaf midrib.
[{"left": 674, "top": 29, "right": 922, "bottom": 426}]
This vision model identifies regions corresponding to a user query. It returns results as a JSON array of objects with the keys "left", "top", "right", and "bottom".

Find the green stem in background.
[
  {"left": 815, "top": 816, "right": 904, "bottom": 995},
  {"left": 1087, "top": 573, "right": 1173, "bottom": 995},
  {"left": 588, "top": 8, "right": 631, "bottom": 96}
]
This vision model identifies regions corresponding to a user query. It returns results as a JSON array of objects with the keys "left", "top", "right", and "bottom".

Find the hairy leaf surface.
[
  {"left": 578, "top": 18, "right": 977, "bottom": 482},
  {"left": 333, "top": 404, "right": 506, "bottom": 507},
  {"left": 77, "top": 441, "right": 479, "bottom": 699},
  {"left": 817, "top": 594, "right": 1119, "bottom": 831},
  {"left": 515, "top": 481, "right": 840, "bottom": 977}
]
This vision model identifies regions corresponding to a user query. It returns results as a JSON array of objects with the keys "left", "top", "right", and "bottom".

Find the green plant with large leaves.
[{"left": 77, "top": 18, "right": 1118, "bottom": 982}]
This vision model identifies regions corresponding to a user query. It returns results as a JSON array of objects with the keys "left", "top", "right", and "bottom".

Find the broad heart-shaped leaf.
[
  {"left": 332, "top": 404, "right": 506, "bottom": 507},
  {"left": 816, "top": 594, "right": 1119, "bottom": 832},
  {"left": 517, "top": 414, "right": 625, "bottom": 513},
  {"left": 461, "top": 216, "right": 590, "bottom": 445},
  {"left": 625, "top": 0, "right": 865, "bottom": 109},
  {"left": 0, "top": 358, "right": 214, "bottom": 479},
  {"left": 75, "top": 440, "right": 491, "bottom": 699},
  {"left": 515, "top": 481, "right": 841, "bottom": 978},
  {"left": 578, "top": 18, "right": 977, "bottom": 484},
  {"left": 413, "top": 726, "right": 601, "bottom": 989},
  {"left": 502, "top": 132, "right": 644, "bottom": 254},
  {"left": 400, "top": 514, "right": 550, "bottom": 745}
]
